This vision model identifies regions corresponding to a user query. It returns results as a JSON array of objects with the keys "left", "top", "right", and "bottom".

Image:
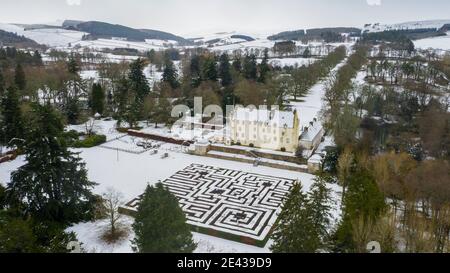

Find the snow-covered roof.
[
  {"left": 308, "top": 154, "right": 323, "bottom": 164},
  {"left": 232, "top": 108, "right": 296, "bottom": 129},
  {"left": 300, "top": 121, "right": 323, "bottom": 142}
]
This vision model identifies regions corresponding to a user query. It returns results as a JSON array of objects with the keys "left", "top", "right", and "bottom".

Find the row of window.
[{"left": 235, "top": 135, "right": 291, "bottom": 144}]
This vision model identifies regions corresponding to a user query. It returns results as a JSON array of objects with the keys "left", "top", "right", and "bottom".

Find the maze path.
[{"left": 122, "top": 164, "right": 297, "bottom": 241}]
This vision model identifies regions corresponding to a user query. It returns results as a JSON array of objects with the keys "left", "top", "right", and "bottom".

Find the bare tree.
[{"left": 102, "top": 187, "right": 125, "bottom": 242}]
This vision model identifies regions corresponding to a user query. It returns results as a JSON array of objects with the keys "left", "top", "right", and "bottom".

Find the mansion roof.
[{"left": 231, "top": 108, "right": 297, "bottom": 129}]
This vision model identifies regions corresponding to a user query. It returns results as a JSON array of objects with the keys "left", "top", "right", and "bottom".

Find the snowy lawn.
[{"left": 0, "top": 144, "right": 342, "bottom": 252}]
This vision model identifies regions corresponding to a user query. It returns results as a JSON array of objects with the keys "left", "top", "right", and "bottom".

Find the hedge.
[{"left": 73, "top": 134, "right": 107, "bottom": 148}]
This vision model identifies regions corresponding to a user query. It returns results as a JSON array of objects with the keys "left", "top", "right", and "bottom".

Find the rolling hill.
[
  {"left": 65, "top": 20, "right": 191, "bottom": 45},
  {"left": 0, "top": 29, "right": 41, "bottom": 48}
]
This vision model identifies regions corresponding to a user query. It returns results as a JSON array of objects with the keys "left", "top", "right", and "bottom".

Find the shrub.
[{"left": 73, "top": 134, "right": 107, "bottom": 148}]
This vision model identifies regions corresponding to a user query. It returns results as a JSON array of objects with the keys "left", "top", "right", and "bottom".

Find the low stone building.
[{"left": 299, "top": 119, "right": 325, "bottom": 151}]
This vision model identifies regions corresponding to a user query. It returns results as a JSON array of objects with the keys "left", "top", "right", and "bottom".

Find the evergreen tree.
[
  {"left": 131, "top": 183, "right": 196, "bottom": 253},
  {"left": 270, "top": 182, "right": 321, "bottom": 253},
  {"left": 202, "top": 56, "right": 218, "bottom": 82},
  {"left": 91, "top": 83, "right": 105, "bottom": 115},
  {"left": 128, "top": 58, "right": 150, "bottom": 101},
  {"left": 0, "top": 68, "right": 4, "bottom": 94},
  {"left": 67, "top": 54, "right": 80, "bottom": 75},
  {"left": 0, "top": 184, "right": 5, "bottom": 210},
  {"left": 7, "top": 104, "right": 97, "bottom": 224},
  {"left": 258, "top": 49, "right": 270, "bottom": 83},
  {"left": 114, "top": 77, "right": 130, "bottom": 127},
  {"left": 14, "top": 63, "right": 26, "bottom": 91},
  {"left": 218, "top": 53, "right": 232, "bottom": 87},
  {"left": 190, "top": 55, "right": 201, "bottom": 78},
  {"left": 33, "top": 50, "right": 43, "bottom": 66},
  {"left": 162, "top": 59, "right": 179, "bottom": 89},
  {"left": 243, "top": 54, "right": 258, "bottom": 80},
  {"left": 334, "top": 167, "right": 386, "bottom": 252},
  {"left": 232, "top": 56, "right": 242, "bottom": 73},
  {"left": 0, "top": 212, "right": 40, "bottom": 253},
  {"left": 0, "top": 86, "right": 23, "bottom": 146},
  {"left": 64, "top": 98, "right": 80, "bottom": 125},
  {"left": 308, "top": 174, "right": 333, "bottom": 248}
]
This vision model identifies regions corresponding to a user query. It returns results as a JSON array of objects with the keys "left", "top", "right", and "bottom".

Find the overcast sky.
[{"left": 1, "top": 0, "right": 450, "bottom": 36}]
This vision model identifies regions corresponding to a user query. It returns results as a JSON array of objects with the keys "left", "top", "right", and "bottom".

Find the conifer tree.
[
  {"left": 0, "top": 212, "right": 40, "bottom": 253},
  {"left": 270, "top": 182, "right": 321, "bottom": 253},
  {"left": 132, "top": 183, "right": 196, "bottom": 253},
  {"left": 243, "top": 54, "right": 258, "bottom": 80},
  {"left": 258, "top": 49, "right": 270, "bottom": 83},
  {"left": 162, "top": 59, "right": 179, "bottom": 89},
  {"left": 334, "top": 167, "right": 386, "bottom": 252},
  {"left": 308, "top": 174, "right": 333, "bottom": 248},
  {"left": 128, "top": 58, "right": 150, "bottom": 101},
  {"left": 7, "top": 104, "right": 97, "bottom": 223},
  {"left": 202, "top": 56, "right": 218, "bottom": 82},
  {"left": 0, "top": 86, "right": 23, "bottom": 146},
  {"left": 218, "top": 53, "right": 232, "bottom": 87},
  {"left": 91, "top": 83, "right": 105, "bottom": 115},
  {"left": 0, "top": 68, "right": 5, "bottom": 94},
  {"left": 67, "top": 54, "right": 80, "bottom": 75},
  {"left": 232, "top": 56, "right": 242, "bottom": 73},
  {"left": 14, "top": 63, "right": 26, "bottom": 91}
]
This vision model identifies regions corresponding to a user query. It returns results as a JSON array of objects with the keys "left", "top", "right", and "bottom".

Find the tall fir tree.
[
  {"left": 33, "top": 50, "right": 43, "bottom": 66},
  {"left": 218, "top": 53, "right": 233, "bottom": 87},
  {"left": 128, "top": 58, "right": 150, "bottom": 101},
  {"left": 7, "top": 104, "right": 97, "bottom": 224},
  {"left": 202, "top": 56, "right": 218, "bottom": 82},
  {"left": 243, "top": 54, "right": 258, "bottom": 80},
  {"left": 0, "top": 68, "right": 5, "bottom": 94},
  {"left": 258, "top": 49, "right": 270, "bottom": 83},
  {"left": 190, "top": 54, "right": 202, "bottom": 87},
  {"left": 14, "top": 63, "right": 26, "bottom": 91},
  {"left": 232, "top": 56, "right": 242, "bottom": 73},
  {"left": 131, "top": 183, "right": 196, "bottom": 253},
  {"left": 308, "top": 174, "right": 333, "bottom": 249},
  {"left": 270, "top": 182, "right": 323, "bottom": 253},
  {"left": 334, "top": 167, "right": 386, "bottom": 252},
  {"left": 162, "top": 58, "right": 179, "bottom": 89},
  {"left": 91, "top": 83, "right": 105, "bottom": 115},
  {"left": 67, "top": 54, "right": 80, "bottom": 75},
  {"left": 0, "top": 86, "right": 24, "bottom": 146}
]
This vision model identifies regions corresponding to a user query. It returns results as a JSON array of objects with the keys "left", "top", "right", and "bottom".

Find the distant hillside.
[
  {"left": 230, "top": 34, "right": 255, "bottom": 42},
  {"left": 268, "top": 27, "right": 360, "bottom": 41},
  {"left": 64, "top": 20, "right": 190, "bottom": 45},
  {"left": 364, "top": 20, "right": 450, "bottom": 33},
  {"left": 139, "top": 29, "right": 190, "bottom": 45},
  {"left": 0, "top": 29, "right": 41, "bottom": 48}
]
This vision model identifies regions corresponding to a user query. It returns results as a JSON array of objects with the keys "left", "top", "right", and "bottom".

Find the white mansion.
[{"left": 228, "top": 107, "right": 300, "bottom": 153}]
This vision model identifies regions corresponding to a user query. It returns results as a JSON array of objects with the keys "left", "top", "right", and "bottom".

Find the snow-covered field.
[
  {"left": 67, "top": 216, "right": 271, "bottom": 253},
  {"left": 70, "top": 38, "right": 166, "bottom": 52},
  {"left": 0, "top": 118, "right": 342, "bottom": 252},
  {"left": 0, "top": 23, "right": 86, "bottom": 47},
  {"left": 414, "top": 32, "right": 450, "bottom": 51},
  {"left": 364, "top": 19, "right": 450, "bottom": 33}
]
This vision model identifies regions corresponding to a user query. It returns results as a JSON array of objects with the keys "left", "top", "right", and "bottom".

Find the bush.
[{"left": 73, "top": 134, "right": 107, "bottom": 148}]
